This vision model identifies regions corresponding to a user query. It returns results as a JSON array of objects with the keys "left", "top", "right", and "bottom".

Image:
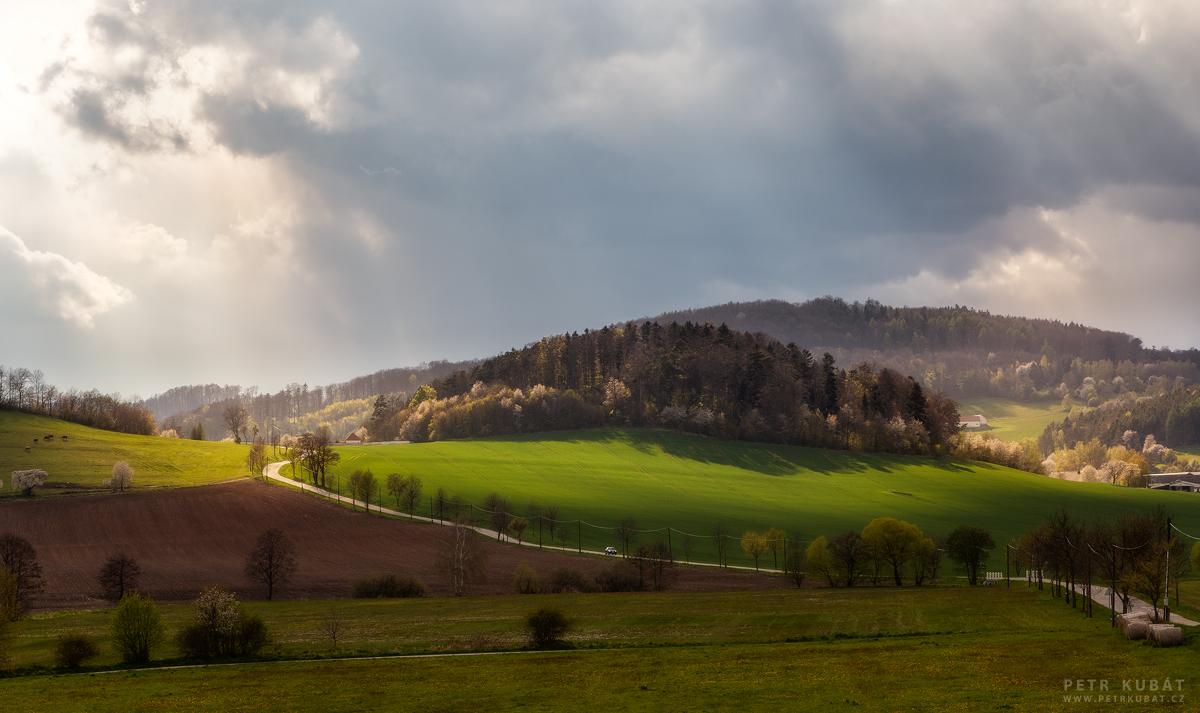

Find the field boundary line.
[{"left": 73, "top": 647, "right": 595, "bottom": 676}]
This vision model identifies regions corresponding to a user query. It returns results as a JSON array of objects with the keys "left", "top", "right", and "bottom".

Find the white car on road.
[{"left": 604, "top": 546, "right": 618, "bottom": 556}]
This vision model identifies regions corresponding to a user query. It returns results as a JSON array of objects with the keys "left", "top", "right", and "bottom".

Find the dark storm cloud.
[{"left": 15, "top": 0, "right": 1200, "bottom": 394}]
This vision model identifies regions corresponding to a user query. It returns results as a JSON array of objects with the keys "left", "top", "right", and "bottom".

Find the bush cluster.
[
  {"left": 526, "top": 606, "right": 572, "bottom": 646},
  {"left": 511, "top": 562, "right": 650, "bottom": 595},
  {"left": 350, "top": 574, "right": 427, "bottom": 599},
  {"left": 54, "top": 635, "right": 98, "bottom": 668},
  {"left": 175, "top": 585, "right": 269, "bottom": 658}
]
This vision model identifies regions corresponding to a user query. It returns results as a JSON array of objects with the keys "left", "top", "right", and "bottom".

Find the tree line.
[
  {"left": 1010, "top": 506, "right": 1197, "bottom": 623},
  {"left": 0, "top": 365, "right": 157, "bottom": 436}
]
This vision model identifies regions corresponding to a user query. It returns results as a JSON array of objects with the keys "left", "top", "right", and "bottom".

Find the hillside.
[
  {"left": 0, "top": 411, "right": 249, "bottom": 493},
  {"left": 328, "top": 429, "right": 1200, "bottom": 569}
]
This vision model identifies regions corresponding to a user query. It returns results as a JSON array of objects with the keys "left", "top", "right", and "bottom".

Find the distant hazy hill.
[
  {"left": 143, "top": 359, "right": 480, "bottom": 439},
  {"left": 643, "top": 297, "right": 1153, "bottom": 362}
]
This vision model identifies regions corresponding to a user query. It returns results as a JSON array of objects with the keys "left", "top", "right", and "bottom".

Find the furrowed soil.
[{"left": 0, "top": 479, "right": 784, "bottom": 609}]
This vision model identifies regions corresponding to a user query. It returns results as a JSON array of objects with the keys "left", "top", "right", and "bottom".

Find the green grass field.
[
  {"left": 4, "top": 587, "right": 1197, "bottom": 711},
  {"left": 326, "top": 429, "right": 1200, "bottom": 570},
  {"left": 954, "top": 397, "right": 1066, "bottom": 442},
  {"left": 0, "top": 412, "right": 250, "bottom": 494},
  {"left": 1174, "top": 444, "right": 1200, "bottom": 462}
]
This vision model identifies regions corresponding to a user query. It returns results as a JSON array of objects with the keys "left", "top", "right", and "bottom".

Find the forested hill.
[
  {"left": 648, "top": 298, "right": 1153, "bottom": 361},
  {"left": 367, "top": 321, "right": 962, "bottom": 458}
]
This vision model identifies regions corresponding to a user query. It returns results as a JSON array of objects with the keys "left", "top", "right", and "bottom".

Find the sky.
[{"left": 3, "top": 0, "right": 1200, "bottom": 398}]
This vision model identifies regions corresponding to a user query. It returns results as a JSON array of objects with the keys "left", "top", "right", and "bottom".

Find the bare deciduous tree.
[
  {"left": 222, "top": 404, "right": 250, "bottom": 444},
  {"left": 0, "top": 532, "right": 43, "bottom": 618},
  {"left": 616, "top": 517, "right": 638, "bottom": 558},
  {"left": 387, "top": 473, "right": 405, "bottom": 507},
  {"left": 829, "top": 531, "right": 867, "bottom": 587},
  {"left": 349, "top": 469, "right": 379, "bottom": 512},
  {"left": 681, "top": 533, "right": 696, "bottom": 564},
  {"left": 293, "top": 429, "right": 339, "bottom": 489},
  {"left": 433, "top": 485, "right": 449, "bottom": 521},
  {"left": 246, "top": 439, "right": 269, "bottom": 480},
  {"left": 544, "top": 505, "right": 560, "bottom": 542},
  {"left": 712, "top": 520, "right": 730, "bottom": 567},
  {"left": 633, "top": 540, "right": 675, "bottom": 591},
  {"left": 98, "top": 553, "right": 142, "bottom": 601},
  {"left": 319, "top": 603, "right": 344, "bottom": 650},
  {"left": 244, "top": 529, "right": 299, "bottom": 601},
  {"left": 400, "top": 474, "right": 423, "bottom": 518},
  {"left": 438, "top": 512, "right": 489, "bottom": 596},
  {"left": 483, "top": 492, "right": 511, "bottom": 541}
]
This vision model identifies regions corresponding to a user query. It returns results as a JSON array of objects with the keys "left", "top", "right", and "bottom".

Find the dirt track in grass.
[{"left": 0, "top": 479, "right": 788, "bottom": 609}]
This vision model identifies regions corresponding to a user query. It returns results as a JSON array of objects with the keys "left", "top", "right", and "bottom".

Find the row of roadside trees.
[{"left": 1011, "top": 506, "right": 1196, "bottom": 622}]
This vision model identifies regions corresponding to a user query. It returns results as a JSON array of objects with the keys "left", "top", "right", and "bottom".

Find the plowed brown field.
[{"left": 0, "top": 479, "right": 786, "bottom": 609}]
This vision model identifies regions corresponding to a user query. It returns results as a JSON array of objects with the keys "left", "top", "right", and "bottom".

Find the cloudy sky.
[{"left": 3, "top": 0, "right": 1200, "bottom": 397}]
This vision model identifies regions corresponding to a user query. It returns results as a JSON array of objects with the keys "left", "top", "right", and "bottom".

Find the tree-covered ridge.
[
  {"left": 653, "top": 297, "right": 1154, "bottom": 358},
  {"left": 1039, "top": 385, "right": 1200, "bottom": 456},
  {"left": 647, "top": 298, "right": 1200, "bottom": 400},
  {"left": 369, "top": 321, "right": 961, "bottom": 457}
]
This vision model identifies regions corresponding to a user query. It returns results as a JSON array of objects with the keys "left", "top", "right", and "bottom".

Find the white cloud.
[
  {"left": 0, "top": 225, "right": 133, "bottom": 327},
  {"left": 115, "top": 221, "right": 188, "bottom": 268}
]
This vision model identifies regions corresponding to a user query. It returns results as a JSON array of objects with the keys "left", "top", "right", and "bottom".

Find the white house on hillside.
[{"left": 960, "top": 414, "right": 988, "bottom": 429}]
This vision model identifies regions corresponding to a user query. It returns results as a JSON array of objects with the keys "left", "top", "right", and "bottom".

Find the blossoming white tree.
[
  {"left": 11, "top": 469, "right": 45, "bottom": 496},
  {"left": 111, "top": 461, "right": 133, "bottom": 492}
]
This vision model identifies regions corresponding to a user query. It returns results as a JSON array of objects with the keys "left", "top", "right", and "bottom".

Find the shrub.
[
  {"left": 175, "top": 622, "right": 210, "bottom": 659},
  {"left": 593, "top": 561, "right": 641, "bottom": 592},
  {"left": 236, "top": 613, "right": 269, "bottom": 655},
  {"left": 526, "top": 606, "right": 572, "bottom": 646},
  {"left": 110, "top": 591, "right": 165, "bottom": 664},
  {"left": 350, "top": 574, "right": 427, "bottom": 599},
  {"left": 546, "top": 568, "right": 592, "bottom": 594},
  {"left": 175, "top": 585, "right": 271, "bottom": 658},
  {"left": 54, "top": 634, "right": 98, "bottom": 667},
  {"left": 782, "top": 548, "right": 805, "bottom": 588},
  {"left": 512, "top": 561, "right": 541, "bottom": 594}
]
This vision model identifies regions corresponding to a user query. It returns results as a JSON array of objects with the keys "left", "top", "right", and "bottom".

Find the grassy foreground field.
[
  {"left": 0, "top": 412, "right": 250, "bottom": 493},
  {"left": 329, "top": 429, "right": 1200, "bottom": 570},
  {"left": 4, "top": 587, "right": 1198, "bottom": 711},
  {"left": 954, "top": 397, "right": 1066, "bottom": 442}
]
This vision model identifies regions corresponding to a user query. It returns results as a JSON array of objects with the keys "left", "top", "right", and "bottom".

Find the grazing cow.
[
  {"left": 33, "top": 438, "right": 38, "bottom": 443},
  {"left": 24, "top": 446, "right": 31, "bottom": 452},
  {"left": 45, "top": 434, "right": 54, "bottom": 440},
  {"left": 61, "top": 435, "right": 68, "bottom": 441}
]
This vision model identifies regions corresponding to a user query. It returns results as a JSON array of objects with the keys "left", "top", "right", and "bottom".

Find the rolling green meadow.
[
  {"left": 953, "top": 397, "right": 1066, "bottom": 442},
  {"left": 5, "top": 586, "right": 1199, "bottom": 711},
  {"left": 326, "top": 429, "right": 1200, "bottom": 570},
  {"left": 0, "top": 412, "right": 250, "bottom": 493}
]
